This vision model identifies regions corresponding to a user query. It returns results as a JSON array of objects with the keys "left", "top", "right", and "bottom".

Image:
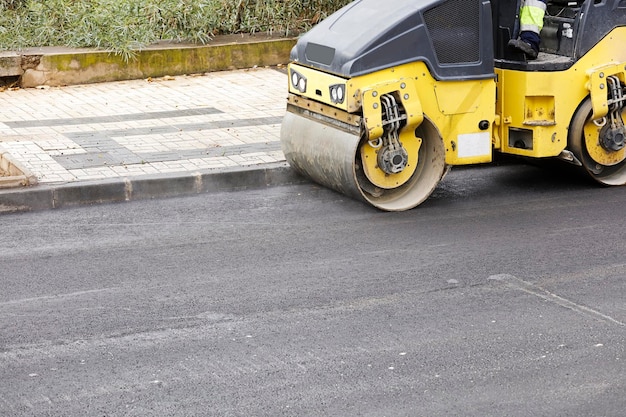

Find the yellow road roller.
[{"left": 280, "top": 0, "right": 626, "bottom": 210}]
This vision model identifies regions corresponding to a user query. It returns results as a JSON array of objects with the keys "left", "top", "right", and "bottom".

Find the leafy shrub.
[
  {"left": 0, "top": 0, "right": 351, "bottom": 58},
  {"left": 0, "top": 0, "right": 26, "bottom": 10}
]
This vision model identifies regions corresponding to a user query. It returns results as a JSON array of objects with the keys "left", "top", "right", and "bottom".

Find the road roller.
[{"left": 280, "top": 0, "right": 626, "bottom": 211}]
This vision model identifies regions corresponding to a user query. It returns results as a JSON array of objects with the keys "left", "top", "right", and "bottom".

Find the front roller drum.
[{"left": 280, "top": 111, "right": 446, "bottom": 211}]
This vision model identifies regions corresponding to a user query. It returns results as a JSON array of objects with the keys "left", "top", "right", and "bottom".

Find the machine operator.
[{"left": 508, "top": 0, "right": 547, "bottom": 59}]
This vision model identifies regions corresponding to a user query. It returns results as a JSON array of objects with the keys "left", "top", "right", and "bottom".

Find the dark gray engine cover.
[{"left": 291, "top": 0, "right": 495, "bottom": 81}]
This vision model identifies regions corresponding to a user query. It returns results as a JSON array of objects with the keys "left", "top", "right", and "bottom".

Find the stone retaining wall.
[{"left": 1, "top": 34, "right": 297, "bottom": 88}]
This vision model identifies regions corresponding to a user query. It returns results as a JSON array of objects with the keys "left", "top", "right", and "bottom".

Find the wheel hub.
[
  {"left": 599, "top": 120, "right": 626, "bottom": 152},
  {"left": 378, "top": 145, "right": 409, "bottom": 174}
]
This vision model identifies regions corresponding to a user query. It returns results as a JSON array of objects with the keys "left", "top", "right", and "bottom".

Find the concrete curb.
[
  {"left": 0, "top": 162, "right": 307, "bottom": 214},
  {"left": 0, "top": 150, "right": 38, "bottom": 188}
]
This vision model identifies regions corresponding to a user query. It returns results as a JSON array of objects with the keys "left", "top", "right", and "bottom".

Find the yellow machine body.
[
  {"left": 287, "top": 61, "right": 496, "bottom": 166},
  {"left": 495, "top": 27, "right": 626, "bottom": 160}
]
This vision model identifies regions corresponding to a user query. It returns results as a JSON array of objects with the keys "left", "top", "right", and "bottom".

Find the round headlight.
[
  {"left": 337, "top": 86, "right": 344, "bottom": 102},
  {"left": 291, "top": 72, "right": 299, "bottom": 88},
  {"left": 298, "top": 78, "right": 306, "bottom": 92},
  {"left": 331, "top": 88, "right": 338, "bottom": 102}
]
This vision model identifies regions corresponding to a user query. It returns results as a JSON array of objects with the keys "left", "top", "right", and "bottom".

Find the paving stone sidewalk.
[
  {"left": 0, "top": 67, "right": 288, "bottom": 182},
  {"left": 0, "top": 67, "right": 300, "bottom": 211}
]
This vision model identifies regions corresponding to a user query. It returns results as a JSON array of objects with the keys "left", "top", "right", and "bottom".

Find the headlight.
[
  {"left": 290, "top": 69, "right": 307, "bottom": 93},
  {"left": 329, "top": 84, "right": 345, "bottom": 104}
]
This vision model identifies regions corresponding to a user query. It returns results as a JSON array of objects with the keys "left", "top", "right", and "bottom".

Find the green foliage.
[
  {"left": 0, "top": 0, "right": 351, "bottom": 58},
  {"left": 0, "top": 0, "right": 26, "bottom": 10}
]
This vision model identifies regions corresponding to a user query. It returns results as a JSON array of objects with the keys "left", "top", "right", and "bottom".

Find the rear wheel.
[{"left": 568, "top": 98, "right": 626, "bottom": 185}]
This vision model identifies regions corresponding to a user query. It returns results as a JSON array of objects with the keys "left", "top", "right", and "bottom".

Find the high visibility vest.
[{"left": 519, "top": 0, "right": 547, "bottom": 34}]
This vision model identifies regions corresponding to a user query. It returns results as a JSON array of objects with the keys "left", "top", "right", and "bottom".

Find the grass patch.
[{"left": 0, "top": 0, "right": 351, "bottom": 59}]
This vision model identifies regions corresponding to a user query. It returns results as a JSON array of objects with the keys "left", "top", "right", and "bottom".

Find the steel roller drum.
[{"left": 281, "top": 111, "right": 447, "bottom": 211}]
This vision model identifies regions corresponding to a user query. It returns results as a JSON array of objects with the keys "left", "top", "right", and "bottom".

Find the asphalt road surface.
[{"left": 1, "top": 160, "right": 625, "bottom": 416}]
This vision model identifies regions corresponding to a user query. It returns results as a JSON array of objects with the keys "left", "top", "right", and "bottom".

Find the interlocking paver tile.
[{"left": 0, "top": 68, "right": 288, "bottom": 184}]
